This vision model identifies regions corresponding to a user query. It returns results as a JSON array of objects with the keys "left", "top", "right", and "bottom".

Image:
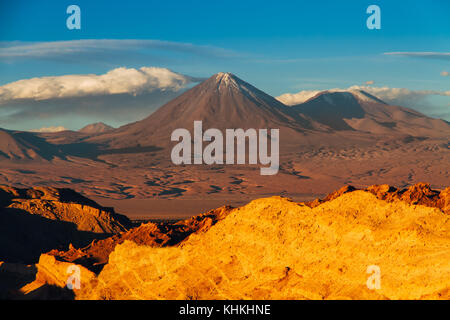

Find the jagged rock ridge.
[
  {"left": 9, "top": 183, "right": 449, "bottom": 300},
  {"left": 0, "top": 186, "right": 131, "bottom": 263},
  {"left": 305, "top": 182, "right": 450, "bottom": 214}
]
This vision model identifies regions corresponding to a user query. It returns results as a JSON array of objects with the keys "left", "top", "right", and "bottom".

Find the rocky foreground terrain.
[
  {"left": 0, "top": 186, "right": 131, "bottom": 263},
  {"left": 0, "top": 183, "right": 449, "bottom": 300}
]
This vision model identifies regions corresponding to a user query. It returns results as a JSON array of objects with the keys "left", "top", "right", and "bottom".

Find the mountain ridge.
[
  {"left": 86, "top": 72, "right": 326, "bottom": 149},
  {"left": 291, "top": 89, "right": 450, "bottom": 136}
]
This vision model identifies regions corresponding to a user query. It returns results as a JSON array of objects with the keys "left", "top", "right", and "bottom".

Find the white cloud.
[
  {"left": 347, "top": 86, "right": 450, "bottom": 104},
  {"left": 0, "top": 39, "right": 238, "bottom": 60},
  {"left": 441, "top": 71, "right": 449, "bottom": 77},
  {"left": 30, "top": 126, "right": 68, "bottom": 133},
  {"left": 276, "top": 90, "right": 321, "bottom": 105},
  {"left": 0, "top": 67, "right": 194, "bottom": 103},
  {"left": 365, "top": 80, "right": 374, "bottom": 85},
  {"left": 384, "top": 52, "right": 450, "bottom": 61}
]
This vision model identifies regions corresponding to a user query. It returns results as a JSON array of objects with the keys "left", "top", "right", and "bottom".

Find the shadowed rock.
[
  {"left": 47, "top": 206, "right": 233, "bottom": 273},
  {"left": 0, "top": 186, "right": 132, "bottom": 264},
  {"left": 6, "top": 183, "right": 450, "bottom": 300}
]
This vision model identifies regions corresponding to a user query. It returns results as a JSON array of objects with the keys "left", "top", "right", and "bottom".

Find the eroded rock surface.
[
  {"left": 68, "top": 190, "right": 449, "bottom": 300},
  {"left": 47, "top": 206, "right": 233, "bottom": 273},
  {"left": 305, "top": 183, "right": 449, "bottom": 214},
  {"left": 5, "top": 184, "right": 450, "bottom": 300},
  {"left": 0, "top": 186, "right": 131, "bottom": 263}
]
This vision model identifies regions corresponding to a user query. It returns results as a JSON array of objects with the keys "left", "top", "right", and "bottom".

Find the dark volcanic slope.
[
  {"left": 0, "top": 129, "right": 62, "bottom": 161},
  {"left": 292, "top": 90, "right": 450, "bottom": 137},
  {"left": 87, "top": 73, "right": 326, "bottom": 149}
]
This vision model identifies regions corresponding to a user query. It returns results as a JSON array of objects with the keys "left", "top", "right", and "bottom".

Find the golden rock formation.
[
  {"left": 1, "top": 186, "right": 131, "bottom": 233},
  {"left": 305, "top": 183, "right": 449, "bottom": 214},
  {"left": 70, "top": 191, "right": 450, "bottom": 300},
  {"left": 0, "top": 186, "right": 131, "bottom": 263},
  {"left": 47, "top": 206, "right": 232, "bottom": 273},
  {"left": 20, "top": 254, "right": 96, "bottom": 300},
  {"left": 6, "top": 184, "right": 450, "bottom": 300}
]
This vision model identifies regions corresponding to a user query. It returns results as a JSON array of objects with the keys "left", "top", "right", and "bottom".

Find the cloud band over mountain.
[
  {"left": 0, "top": 67, "right": 203, "bottom": 130},
  {"left": 277, "top": 85, "right": 450, "bottom": 107},
  {"left": 0, "top": 67, "right": 196, "bottom": 102}
]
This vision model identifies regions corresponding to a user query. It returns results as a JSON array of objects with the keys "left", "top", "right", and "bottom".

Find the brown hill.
[
  {"left": 0, "top": 129, "right": 62, "bottom": 160},
  {"left": 292, "top": 90, "right": 450, "bottom": 137},
  {"left": 79, "top": 122, "right": 114, "bottom": 134},
  {"left": 0, "top": 186, "right": 131, "bottom": 263}
]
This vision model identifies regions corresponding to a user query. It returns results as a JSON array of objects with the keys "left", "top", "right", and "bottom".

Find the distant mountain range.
[
  {"left": 1, "top": 72, "right": 449, "bottom": 160},
  {"left": 85, "top": 72, "right": 321, "bottom": 150},
  {"left": 290, "top": 89, "right": 449, "bottom": 136},
  {"left": 83, "top": 72, "right": 449, "bottom": 150},
  {"left": 0, "top": 73, "right": 448, "bottom": 202}
]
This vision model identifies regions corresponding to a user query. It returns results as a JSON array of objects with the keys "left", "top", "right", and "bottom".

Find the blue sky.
[{"left": 0, "top": 0, "right": 449, "bottom": 130}]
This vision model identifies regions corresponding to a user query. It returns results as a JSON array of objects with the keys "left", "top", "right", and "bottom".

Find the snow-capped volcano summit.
[
  {"left": 211, "top": 72, "right": 285, "bottom": 106},
  {"left": 214, "top": 72, "right": 237, "bottom": 86},
  {"left": 212, "top": 72, "right": 260, "bottom": 95}
]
